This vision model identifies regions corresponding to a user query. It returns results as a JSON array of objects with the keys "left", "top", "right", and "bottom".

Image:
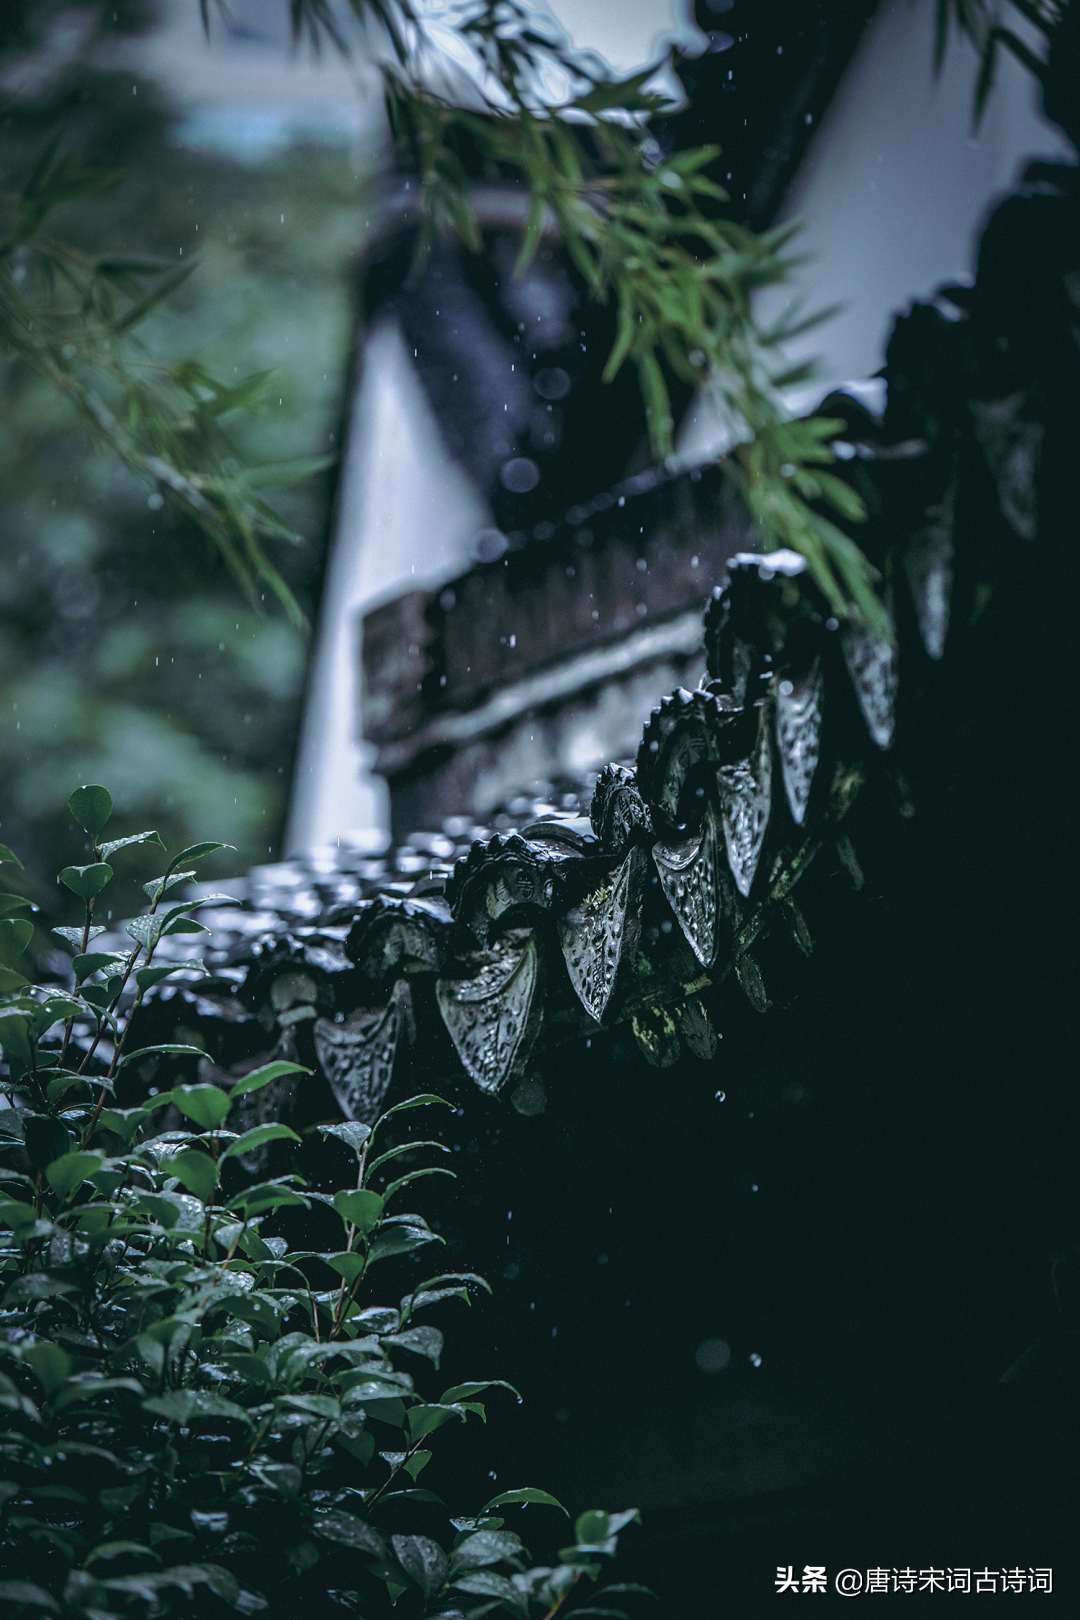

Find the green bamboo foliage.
[
  {"left": 2, "top": 1, "right": 898, "bottom": 637},
  {"left": 0, "top": 139, "right": 332, "bottom": 627},
  {"left": 935, "top": 0, "right": 1063, "bottom": 116}
]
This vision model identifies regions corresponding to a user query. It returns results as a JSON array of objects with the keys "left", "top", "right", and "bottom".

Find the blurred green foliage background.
[{"left": 0, "top": 0, "right": 375, "bottom": 919}]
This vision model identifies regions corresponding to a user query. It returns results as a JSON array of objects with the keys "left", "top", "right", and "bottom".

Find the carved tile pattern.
[
  {"left": 590, "top": 763, "right": 652, "bottom": 856},
  {"left": 717, "top": 703, "right": 773, "bottom": 897},
  {"left": 775, "top": 658, "right": 823, "bottom": 826},
  {"left": 313, "top": 978, "right": 413, "bottom": 1124},
  {"left": 436, "top": 928, "right": 542, "bottom": 1095},
  {"left": 970, "top": 389, "right": 1042, "bottom": 542},
  {"left": 558, "top": 846, "right": 643, "bottom": 1024},
  {"left": 841, "top": 622, "right": 897, "bottom": 749},
  {"left": 652, "top": 800, "right": 727, "bottom": 968},
  {"left": 902, "top": 500, "right": 954, "bottom": 661},
  {"left": 346, "top": 895, "right": 455, "bottom": 985}
]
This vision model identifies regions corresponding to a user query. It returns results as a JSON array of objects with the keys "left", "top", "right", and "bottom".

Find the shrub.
[{"left": 0, "top": 788, "right": 650, "bottom": 1620}]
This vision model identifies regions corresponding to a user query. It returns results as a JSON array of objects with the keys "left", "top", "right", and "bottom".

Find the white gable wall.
[{"left": 679, "top": 0, "right": 1071, "bottom": 460}]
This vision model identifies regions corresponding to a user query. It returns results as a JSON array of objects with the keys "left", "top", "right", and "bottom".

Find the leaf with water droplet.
[
  {"left": 68, "top": 785, "right": 112, "bottom": 837},
  {"left": 59, "top": 864, "right": 113, "bottom": 902}
]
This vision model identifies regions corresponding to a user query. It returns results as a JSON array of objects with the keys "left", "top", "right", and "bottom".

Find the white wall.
[
  {"left": 114, "top": 0, "right": 385, "bottom": 159},
  {"left": 285, "top": 321, "right": 489, "bottom": 852}
]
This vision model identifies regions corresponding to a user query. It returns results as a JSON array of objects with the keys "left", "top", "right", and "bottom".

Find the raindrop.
[
  {"left": 500, "top": 457, "right": 541, "bottom": 494},
  {"left": 750, "top": 1352, "right": 762, "bottom": 1367},
  {"left": 695, "top": 1338, "right": 731, "bottom": 1372},
  {"left": 715, "top": 1090, "right": 726, "bottom": 1101},
  {"left": 191, "top": 1511, "right": 228, "bottom": 1534},
  {"left": 147, "top": 492, "right": 164, "bottom": 510},
  {"left": 475, "top": 529, "right": 509, "bottom": 563},
  {"left": 533, "top": 366, "right": 571, "bottom": 400}
]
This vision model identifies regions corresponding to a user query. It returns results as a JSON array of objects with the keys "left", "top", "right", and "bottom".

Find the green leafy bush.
[{"left": 0, "top": 788, "right": 650, "bottom": 1619}]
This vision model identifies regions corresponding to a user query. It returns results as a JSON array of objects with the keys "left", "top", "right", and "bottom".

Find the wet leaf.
[
  {"left": 46, "top": 1151, "right": 104, "bottom": 1200},
  {"left": 73, "top": 952, "right": 127, "bottom": 982},
  {"left": 136, "top": 963, "right": 206, "bottom": 991},
  {"left": 230, "top": 1060, "right": 311, "bottom": 1098},
  {"left": 312, "top": 1512, "right": 386, "bottom": 1556},
  {"left": 167, "top": 1149, "right": 218, "bottom": 1203},
  {"left": 221, "top": 1123, "right": 300, "bottom": 1161},
  {"left": 164, "top": 842, "right": 233, "bottom": 881},
  {"left": 53, "top": 925, "right": 105, "bottom": 950},
  {"left": 319, "top": 1119, "right": 371, "bottom": 1154},
  {"left": 391, "top": 1534, "right": 449, "bottom": 1598},
  {"left": 373, "top": 1094, "right": 452, "bottom": 1128},
  {"left": 24, "top": 1115, "right": 74, "bottom": 1172},
  {"left": 0, "top": 1581, "right": 58, "bottom": 1610},
  {"left": 68, "top": 786, "right": 112, "bottom": 837},
  {"left": 99, "top": 831, "right": 165, "bottom": 860},
  {"left": 23, "top": 1343, "right": 72, "bottom": 1396},
  {"left": 406, "top": 1403, "right": 463, "bottom": 1443},
  {"left": 325, "top": 1252, "right": 367, "bottom": 1285},
  {"left": 451, "top": 1569, "right": 528, "bottom": 1615},
  {"left": 384, "top": 1167, "right": 457, "bottom": 1200},
  {"left": 368, "top": 1222, "right": 441, "bottom": 1264},
  {"left": 333, "top": 1188, "right": 384, "bottom": 1236},
  {"left": 167, "top": 1084, "right": 230, "bottom": 1130},
  {"left": 0, "top": 919, "right": 34, "bottom": 968},
  {"left": 482, "top": 1487, "right": 567, "bottom": 1515},
  {"left": 162, "top": 916, "right": 209, "bottom": 936},
  {"left": 575, "top": 1509, "right": 640, "bottom": 1546},
  {"left": 451, "top": 1530, "right": 526, "bottom": 1570},
  {"left": 59, "top": 864, "right": 113, "bottom": 902},
  {"left": 382, "top": 1326, "right": 443, "bottom": 1364},
  {"left": 142, "top": 1391, "right": 251, "bottom": 1427},
  {"left": 0, "top": 1014, "right": 30, "bottom": 1065},
  {"left": 225, "top": 1179, "right": 309, "bottom": 1217}
]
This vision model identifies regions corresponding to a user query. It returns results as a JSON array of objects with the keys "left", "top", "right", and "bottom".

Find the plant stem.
[
  {"left": 541, "top": 1572, "right": 582, "bottom": 1620},
  {"left": 59, "top": 896, "right": 94, "bottom": 1068}
]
